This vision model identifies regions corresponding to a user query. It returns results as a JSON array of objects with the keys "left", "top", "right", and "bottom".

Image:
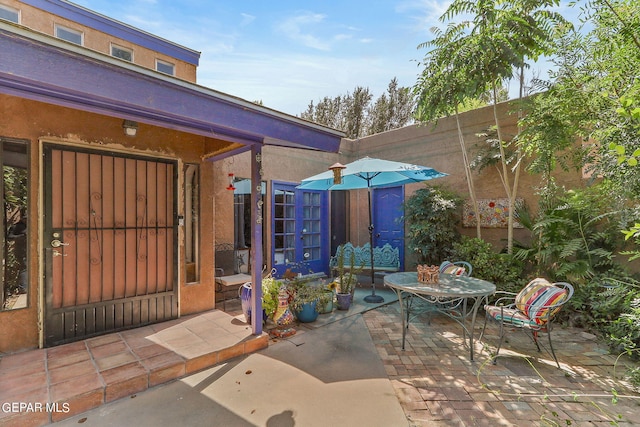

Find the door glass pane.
[
  {"left": 2, "top": 140, "right": 29, "bottom": 311},
  {"left": 301, "top": 190, "right": 322, "bottom": 263},
  {"left": 273, "top": 186, "right": 296, "bottom": 271},
  {"left": 285, "top": 221, "right": 295, "bottom": 233}
]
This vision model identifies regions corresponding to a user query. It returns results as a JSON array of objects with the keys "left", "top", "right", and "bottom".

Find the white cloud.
[
  {"left": 240, "top": 13, "right": 256, "bottom": 27},
  {"left": 275, "top": 12, "right": 331, "bottom": 51}
]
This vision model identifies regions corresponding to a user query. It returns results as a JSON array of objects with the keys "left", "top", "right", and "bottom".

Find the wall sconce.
[
  {"left": 328, "top": 162, "right": 346, "bottom": 184},
  {"left": 122, "top": 120, "right": 138, "bottom": 137},
  {"left": 226, "top": 173, "right": 236, "bottom": 191}
]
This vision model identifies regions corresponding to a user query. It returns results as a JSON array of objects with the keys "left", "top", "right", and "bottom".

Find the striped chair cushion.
[
  {"left": 439, "top": 261, "right": 466, "bottom": 276},
  {"left": 484, "top": 306, "right": 540, "bottom": 329},
  {"left": 515, "top": 278, "right": 569, "bottom": 325}
]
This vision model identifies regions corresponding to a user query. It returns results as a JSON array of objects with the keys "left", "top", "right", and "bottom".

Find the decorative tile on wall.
[{"left": 463, "top": 198, "right": 524, "bottom": 228}]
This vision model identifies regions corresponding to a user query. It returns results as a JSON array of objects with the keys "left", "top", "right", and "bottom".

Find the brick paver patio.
[{"left": 363, "top": 301, "right": 640, "bottom": 426}]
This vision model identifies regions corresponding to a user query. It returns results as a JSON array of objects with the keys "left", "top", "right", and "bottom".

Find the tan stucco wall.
[
  {"left": 213, "top": 101, "right": 585, "bottom": 273},
  {"left": 343, "top": 102, "right": 584, "bottom": 266},
  {"left": 0, "top": 94, "right": 229, "bottom": 352}
]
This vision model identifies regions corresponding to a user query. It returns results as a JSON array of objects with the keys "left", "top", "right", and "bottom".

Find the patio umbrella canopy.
[{"left": 297, "top": 157, "right": 448, "bottom": 303}]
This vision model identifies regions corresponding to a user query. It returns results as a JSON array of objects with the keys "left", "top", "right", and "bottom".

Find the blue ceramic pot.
[
  {"left": 294, "top": 301, "right": 319, "bottom": 323},
  {"left": 239, "top": 283, "right": 267, "bottom": 325}
]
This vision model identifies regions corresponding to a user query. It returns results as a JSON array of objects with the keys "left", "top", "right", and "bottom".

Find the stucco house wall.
[
  {"left": 2, "top": 0, "right": 199, "bottom": 82},
  {"left": 0, "top": 93, "right": 226, "bottom": 352}
]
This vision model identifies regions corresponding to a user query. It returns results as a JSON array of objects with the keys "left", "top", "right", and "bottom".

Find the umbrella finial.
[{"left": 328, "top": 162, "right": 346, "bottom": 184}]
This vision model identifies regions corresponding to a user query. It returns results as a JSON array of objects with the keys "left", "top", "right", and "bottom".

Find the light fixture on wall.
[
  {"left": 328, "top": 162, "right": 346, "bottom": 184},
  {"left": 226, "top": 173, "right": 236, "bottom": 191},
  {"left": 122, "top": 120, "right": 138, "bottom": 137}
]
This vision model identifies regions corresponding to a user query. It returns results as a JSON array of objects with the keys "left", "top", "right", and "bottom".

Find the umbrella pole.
[{"left": 364, "top": 188, "right": 384, "bottom": 303}]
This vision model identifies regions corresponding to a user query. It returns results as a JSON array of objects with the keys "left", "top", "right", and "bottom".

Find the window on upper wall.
[
  {"left": 0, "top": 4, "right": 19, "bottom": 23},
  {"left": 156, "top": 59, "right": 175, "bottom": 76},
  {"left": 2, "top": 139, "right": 29, "bottom": 311},
  {"left": 55, "top": 24, "right": 83, "bottom": 45},
  {"left": 111, "top": 44, "right": 133, "bottom": 62}
]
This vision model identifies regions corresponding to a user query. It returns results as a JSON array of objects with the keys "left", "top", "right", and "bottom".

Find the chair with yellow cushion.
[{"left": 482, "top": 278, "right": 574, "bottom": 368}]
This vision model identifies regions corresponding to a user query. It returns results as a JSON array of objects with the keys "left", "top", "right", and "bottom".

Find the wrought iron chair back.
[{"left": 481, "top": 278, "right": 574, "bottom": 368}]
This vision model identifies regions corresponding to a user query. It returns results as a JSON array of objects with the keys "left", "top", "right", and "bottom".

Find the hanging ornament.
[{"left": 226, "top": 173, "right": 236, "bottom": 191}]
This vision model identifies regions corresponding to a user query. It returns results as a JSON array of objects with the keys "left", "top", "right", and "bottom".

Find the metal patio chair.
[
  {"left": 439, "top": 260, "right": 473, "bottom": 277},
  {"left": 481, "top": 278, "right": 574, "bottom": 368}
]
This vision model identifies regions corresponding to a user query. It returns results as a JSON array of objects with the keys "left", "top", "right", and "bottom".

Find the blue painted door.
[
  {"left": 373, "top": 186, "right": 404, "bottom": 269},
  {"left": 272, "top": 183, "right": 329, "bottom": 277}
]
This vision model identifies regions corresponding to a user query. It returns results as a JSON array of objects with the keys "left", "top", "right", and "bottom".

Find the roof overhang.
[{"left": 0, "top": 21, "right": 344, "bottom": 159}]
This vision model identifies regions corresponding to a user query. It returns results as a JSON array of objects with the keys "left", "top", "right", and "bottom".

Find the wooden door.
[
  {"left": 272, "top": 183, "right": 329, "bottom": 277},
  {"left": 43, "top": 144, "right": 178, "bottom": 346},
  {"left": 373, "top": 186, "right": 405, "bottom": 269}
]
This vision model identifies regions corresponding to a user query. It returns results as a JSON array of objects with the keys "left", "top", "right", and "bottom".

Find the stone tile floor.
[
  {"left": 363, "top": 302, "right": 640, "bottom": 426},
  {"left": 0, "top": 309, "right": 267, "bottom": 427}
]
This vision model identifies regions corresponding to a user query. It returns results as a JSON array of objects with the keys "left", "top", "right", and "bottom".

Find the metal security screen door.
[
  {"left": 43, "top": 145, "right": 178, "bottom": 346},
  {"left": 272, "top": 183, "right": 328, "bottom": 277}
]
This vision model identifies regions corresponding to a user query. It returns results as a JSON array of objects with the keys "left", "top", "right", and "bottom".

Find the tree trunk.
[{"left": 454, "top": 109, "right": 481, "bottom": 239}]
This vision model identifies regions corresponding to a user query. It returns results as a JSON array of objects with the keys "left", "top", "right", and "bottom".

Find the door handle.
[{"left": 51, "top": 239, "right": 69, "bottom": 248}]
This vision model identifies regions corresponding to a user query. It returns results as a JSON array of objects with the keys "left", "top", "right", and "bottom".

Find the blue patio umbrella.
[{"left": 297, "top": 157, "right": 448, "bottom": 303}]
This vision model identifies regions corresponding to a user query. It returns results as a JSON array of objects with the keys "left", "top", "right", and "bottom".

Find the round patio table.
[{"left": 384, "top": 272, "right": 496, "bottom": 361}]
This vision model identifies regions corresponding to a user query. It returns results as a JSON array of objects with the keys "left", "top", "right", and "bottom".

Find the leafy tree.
[
  {"left": 367, "top": 78, "right": 415, "bottom": 134},
  {"left": 517, "top": 0, "right": 640, "bottom": 199},
  {"left": 343, "top": 86, "right": 373, "bottom": 139},
  {"left": 299, "top": 78, "right": 415, "bottom": 139},
  {"left": 301, "top": 95, "right": 344, "bottom": 131},
  {"left": 415, "top": 0, "right": 568, "bottom": 252}
]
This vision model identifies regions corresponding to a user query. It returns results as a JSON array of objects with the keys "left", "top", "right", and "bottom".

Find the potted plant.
[
  {"left": 332, "top": 244, "right": 363, "bottom": 310},
  {"left": 289, "top": 282, "right": 323, "bottom": 323},
  {"left": 318, "top": 282, "right": 335, "bottom": 314},
  {"left": 262, "top": 275, "right": 283, "bottom": 322}
]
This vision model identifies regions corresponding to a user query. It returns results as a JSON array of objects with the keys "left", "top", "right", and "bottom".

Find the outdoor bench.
[{"left": 329, "top": 242, "right": 400, "bottom": 274}]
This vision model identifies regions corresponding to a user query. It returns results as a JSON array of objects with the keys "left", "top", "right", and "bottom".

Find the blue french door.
[
  {"left": 272, "top": 183, "right": 329, "bottom": 277},
  {"left": 373, "top": 186, "right": 405, "bottom": 269}
]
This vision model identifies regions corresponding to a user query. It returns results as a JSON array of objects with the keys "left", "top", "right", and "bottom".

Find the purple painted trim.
[
  {"left": 250, "top": 145, "right": 263, "bottom": 335},
  {"left": 20, "top": 0, "right": 200, "bottom": 65},
  {"left": 0, "top": 28, "right": 343, "bottom": 153}
]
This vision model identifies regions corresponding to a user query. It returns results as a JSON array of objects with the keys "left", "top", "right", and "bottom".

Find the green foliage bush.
[
  {"left": 404, "top": 186, "right": 463, "bottom": 265},
  {"left": 514, "top": 185, "right": 627, "bottom": 309},
  {"left": 512, "top": 184, "right": 640, "bottom": 377},
  {"left": 451, "top": 237, "right": 526, "bottom": 295}
]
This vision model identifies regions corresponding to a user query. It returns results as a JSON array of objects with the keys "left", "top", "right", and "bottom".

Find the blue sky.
[{"left": 75, "top": 0, "right": 579, "bottom": 117}]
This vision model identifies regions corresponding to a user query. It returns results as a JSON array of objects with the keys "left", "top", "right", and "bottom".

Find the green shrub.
[
  {"left": 514, "top": 185, "right": 625, "bottom": 285},
  {"left": 404, "top": 185, "right": 463, "bottom": 265},
  {"left": 451, "top": 237, "right": 526, "bottom": 295}
]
